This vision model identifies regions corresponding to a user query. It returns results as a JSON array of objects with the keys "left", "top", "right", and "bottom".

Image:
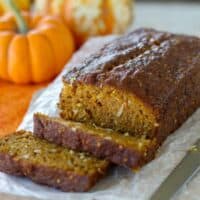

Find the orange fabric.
[{"left": 0, "top": 80, "right": 45, "bottom": 137}]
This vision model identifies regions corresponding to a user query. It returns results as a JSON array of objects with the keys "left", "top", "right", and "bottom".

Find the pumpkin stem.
[{"left": 5, "top": 0, "right": 28, "bottom": 34}]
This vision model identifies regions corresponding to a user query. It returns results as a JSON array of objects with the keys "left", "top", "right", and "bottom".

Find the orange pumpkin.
[
  {"left": 0, "top": 11, "right": 75, "bottom": 84},
  {"left": 0, "top": 0, "right": 31, "bottom": 15},
  {"left": 34, "top": 0, "right": 134, "bottom": 45}
]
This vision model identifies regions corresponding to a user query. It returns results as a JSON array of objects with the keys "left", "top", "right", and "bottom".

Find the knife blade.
[{"left": 150, "top": 138, "right": 200, "bottom": 200}]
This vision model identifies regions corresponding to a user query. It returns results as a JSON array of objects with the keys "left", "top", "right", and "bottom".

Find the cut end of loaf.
[{"left": 59, "top": 83, "right": 157, "bottom": 138}]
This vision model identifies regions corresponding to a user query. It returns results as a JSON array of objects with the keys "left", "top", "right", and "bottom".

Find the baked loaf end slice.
[
  {"left": 59, "top": 28, "right": 200, "bottom": 142},
  {"left": 34, "top": 113, "right": 158, "bottom": 170},
  {"left": 0, "top": 131, "right": 109, "bottom": 192}
]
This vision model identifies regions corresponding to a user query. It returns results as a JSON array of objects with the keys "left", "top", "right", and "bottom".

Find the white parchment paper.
[{"left": 0, "top": 32, "right": 200, "bottom": 200}]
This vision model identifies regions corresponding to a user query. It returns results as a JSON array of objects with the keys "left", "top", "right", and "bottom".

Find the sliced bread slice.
[
  {"left": 0, "top": 131, "right": 109, "bottom": 192},
  {"left": 34, "top": 113, "right": 158, "bottom": 170}
]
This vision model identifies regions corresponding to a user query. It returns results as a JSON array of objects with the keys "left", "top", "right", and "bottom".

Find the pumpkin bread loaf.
[
  {"left": 0, "top": 131, "right": 109, "bottom": 192},
  {"left": 59, "top": 28, "right": 200, "bottom": 143},
  {"left": 34, "top": 113, "right": 158, "bottom": 170}
]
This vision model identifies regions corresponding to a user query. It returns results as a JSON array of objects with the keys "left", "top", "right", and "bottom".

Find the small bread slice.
[
  {"left": 0, "top": 131, "right": 109, "bottom": 192},
  {"left": 34, "top": 113, "right": 158, "bottom": 170}
]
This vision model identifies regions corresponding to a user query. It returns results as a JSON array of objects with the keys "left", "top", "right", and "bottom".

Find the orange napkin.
[{"left": 0, "top": 81, "right": 46, "bottom": 137}]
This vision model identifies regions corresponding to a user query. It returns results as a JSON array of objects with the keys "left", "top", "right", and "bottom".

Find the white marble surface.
[{"left": 1, "top": 2, "right": 200, "bottom": 200}]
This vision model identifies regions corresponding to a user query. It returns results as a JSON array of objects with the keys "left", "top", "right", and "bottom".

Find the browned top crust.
[{"left": 63, "top": 28, "right": 200, "bottom": 112}]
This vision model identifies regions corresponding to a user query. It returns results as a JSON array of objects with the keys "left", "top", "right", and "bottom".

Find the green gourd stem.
[{"left": 5, "top": 0, "right": 28, "bottom": 34}]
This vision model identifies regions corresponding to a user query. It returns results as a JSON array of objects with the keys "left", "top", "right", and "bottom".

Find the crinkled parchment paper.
[{"left": 0, "top": 36, "right": 199, "bottom": 200}]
